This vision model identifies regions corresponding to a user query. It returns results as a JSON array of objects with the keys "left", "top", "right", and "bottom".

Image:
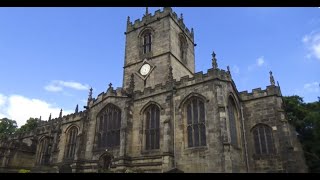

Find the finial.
[
  {"left": 145, "top": 7, "right": 149, "bottom": 16},
  {"left": 109, "top": 83, "right": 113, "bottom": 89},
  {"left": 127, "top": 16, "right": 130, "bottom": 23},
  {"left": 39, "top": 116, "right": 42, "bottom": 121},
  {"left": 191, "top": 28, "right": 194, "bottom": 35},
  {"left": 212, "top": 51, "right": 218, "bottom": 69},
  {"left": 75, "top": 104, "right": 79, "bottom": 114},
  {"left": 277, "top": 81, "right": 280, "bottom": 87},
  {"left": 49, "top": 113, "right": 51, "bottom": 121},
  {"left": 180, "top": 13, "right": 183, "bottom": 21},
  {"left": 227, "top": 66, "right": 230, "bottom": 74},
  {"left": 59, "top": 109, "right": 62, "bottom": 118},
  {"left": 212, "top": 51, "right": 216, "bottom": 58},
  {"left": 128, "top": 73, "right": 135, "bottom": 94},
  {"left": 269, "top": 71, "right": 275, "bottom": 86}
]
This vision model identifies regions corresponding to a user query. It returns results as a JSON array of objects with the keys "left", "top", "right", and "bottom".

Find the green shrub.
[{"left": 18, "top": 169, "right": 30, "bottom": 173}]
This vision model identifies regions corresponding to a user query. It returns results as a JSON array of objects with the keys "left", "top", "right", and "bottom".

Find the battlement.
[
  {"left": 61, "top": 110, "right": 86, "bottom": 123},
  {"left": 126, "top": 7, "right": 194, "bottom": 41},
  {"left": 7, "top": 131, "right": 35, "bottom": 140},
  {"left": 34, "top": 110, "right": 87, "bottom": 130},
  {"left": 239, "top": 85, "right": 282, "bottom": 101},
  {"left": 134, "top": 68, "right": 232, "bottom": 99},
  {"left": 89, "top": 86, "right": 129, "bottom": 107}
]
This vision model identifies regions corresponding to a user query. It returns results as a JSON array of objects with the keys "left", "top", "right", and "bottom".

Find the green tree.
[
  {"left": 0, "top": 118, "right": 18, "bottom": 140},
  {"left": 284, "top": 96, "right": 320, "bottom": 172},
  {"left": 16, "top": 117, "right": 39, "bottom": 134}
]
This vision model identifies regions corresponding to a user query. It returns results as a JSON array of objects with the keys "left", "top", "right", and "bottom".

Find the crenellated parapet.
[
  {"left": 89, "top": 86, "right": 129, "bottom": 108},
  {"left": 7, "top": 132, "right": 35, "bottom": 141},
  {"left": 134, "top": 67, "right": 232, "bottom": 100},
  {"left": 60, "top": 110, "right": 87, "bottom": 124},
  {"left": 126, "top": 7, "right": 194, "bottom": 42},
  {"left": 28, "top": 110, "right": 88, "bottom": 133},
  {"left": 239, "top": 85, "right": 282, "bottom": 101}
]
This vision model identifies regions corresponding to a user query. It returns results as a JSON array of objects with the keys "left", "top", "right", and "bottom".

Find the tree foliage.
[
  {"left": 0, "top": 117, "right": 39, "bottom": 140},
  {"left": 16, "top": 118, "right": 39, "bottom": 134},
  {"left": 0, "top": 118, "right": 17, "bottom": 140},
  {"left": 284, "top": 95, "right": 320, "bottom": 172}
]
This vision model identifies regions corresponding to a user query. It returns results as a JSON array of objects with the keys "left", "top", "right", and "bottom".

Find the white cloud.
[
  {"left": 44, "top": 84, "right": 63, "bottom": 92},
  {"left": 0, "top": 94, "right": 7, "bottom": 107},
  {"left": 0, "top": 94, "right": 7, "bottom": 119},
  {"left": 58, "top": 81, "right": 89, "bottom": 90},
  {"left": 231, "top": 65, "right": 240, "bottom": 74},
  {"left": 0, "top": 94, "right": 73, "bottom": 127},
  {"left": 44, "top": 80, "right": 90, "bottom": 92},
  {"left": 302, "top": 30, "right": 320, "bottom": 60},
  {"left": 257, "top": 57, "right": 265, "bottom": 66},
  {"left": 302, "top": 36, "right": 310, "bottom": 43},
  {"left": 248, "top": 56, "right": 266, "bottom": 71},
  {"left": 303, "top": 82, "right": 320, "bottom": 93}
]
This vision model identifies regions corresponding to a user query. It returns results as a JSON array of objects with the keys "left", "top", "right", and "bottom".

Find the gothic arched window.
[
  {"left": 252, "top": 124, "right": 275, "bottom": 155},
  {"left": 65, "top": 126, "right": 78, "bottom": 160},
  {"left": 186, "top": 97, "right": 206, "bottom": 147},
  {"left": 143, "top": 32, "right": 152, "bottom": 54},
  {"left": 97, "top": 104, "right": 121, "bottom": 149},
  {"left": 228, "top": 96, "right": 239, "bottom": 146},
  {"left": 145, "top": 104, "right": 160, "bottom": 150},
  {"left": 179, "top": 34, "right": 188, "bottom": 65},
  {"left": 36, "top": 137, "right": 50, "bottom": 165}
]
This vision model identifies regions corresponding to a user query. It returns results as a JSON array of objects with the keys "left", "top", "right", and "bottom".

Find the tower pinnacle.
[
  {"left": 269, "top": 71, "right": 275, "bottom": 86},
  {"left": 75, "top": 104, "right": 79, "bottom": 114},
  {"left": 88, "top": 87, "right": 93, "bottom": 100},
  {"left": 212, "top": 51, "right": 218, "bottom": 69}
]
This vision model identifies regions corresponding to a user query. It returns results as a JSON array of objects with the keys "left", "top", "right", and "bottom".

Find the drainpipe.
[
  {"left": 172, "top": 86, "right": 177, "bottom": 169},
  {"left": 240, "top": 104, "right": 249, "bottom": 172}
]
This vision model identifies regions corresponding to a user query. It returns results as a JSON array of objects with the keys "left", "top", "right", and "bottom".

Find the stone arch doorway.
[
  {"left": 98, "top": 152, "right": 113, "bottom": 172},
  {"left": 59, "top": 164, "right": 72, "bottom": 173}
]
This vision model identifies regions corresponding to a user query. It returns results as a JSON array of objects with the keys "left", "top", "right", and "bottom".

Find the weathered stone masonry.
[{"left": 0, "top": 8, "right": 307, "bottom": 173}]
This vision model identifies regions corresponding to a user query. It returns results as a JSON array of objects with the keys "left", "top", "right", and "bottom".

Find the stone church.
[{"left": 0, "top": 8, "right": 307, "bottom": 173}]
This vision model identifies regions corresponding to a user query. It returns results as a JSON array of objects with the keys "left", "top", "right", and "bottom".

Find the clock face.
[{"left": 140, "top": 64, "right": 151, "bottom": 76}]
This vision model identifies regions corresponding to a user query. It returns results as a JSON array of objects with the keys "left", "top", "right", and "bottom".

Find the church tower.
[{"left": 123, "top": 7, "right": 195, "bottom": 92}]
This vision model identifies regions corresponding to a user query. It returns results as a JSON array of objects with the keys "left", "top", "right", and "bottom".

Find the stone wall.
[
  {"left": 240, "top": 86, "right": 307, "bottom": 173},
  {"left": 0, "top": 7, "right": 307, "bottom": 173}
]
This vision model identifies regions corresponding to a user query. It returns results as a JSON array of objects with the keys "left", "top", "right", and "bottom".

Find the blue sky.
[{"left": 0, "top": 7, "right": 319, "bottom": 126}]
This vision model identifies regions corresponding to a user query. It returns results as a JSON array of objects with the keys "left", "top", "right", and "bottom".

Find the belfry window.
[
  {"left": 186, "top": 97, "right": 206, "bottom": 147},
  {"left": 145, "top": 104, "right": 160, "bottom": 150},
  {"left": 143, "top": 32, "right": 152, "bottom": 54},
  {"left": 97, "top": 104, "right": 121, "bottom": 149},
  {"left": 252, "top": 124, "right": 275, "bottom": 155},
  {"left": 179, "top": 35, "right": 188, "bottom": 65},
  {"left": 65, "top": 126, "right": 78, "bottom": 160}
]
